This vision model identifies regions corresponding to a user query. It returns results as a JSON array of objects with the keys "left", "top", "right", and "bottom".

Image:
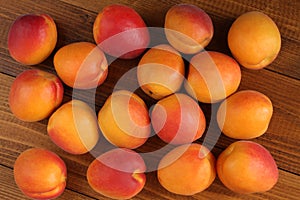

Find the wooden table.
[{"left": 1, "top": 0, "right": 299, "bottom": 199}]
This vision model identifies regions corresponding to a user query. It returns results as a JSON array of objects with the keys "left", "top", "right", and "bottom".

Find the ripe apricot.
[
  {"left": 228, "top": 11, "right": 281, "bottom": 69},
  {"left": 217, "top": 141, "right": 279, "bottom": 193},
  {"left": 151, "top": 93, "right": 206, "bottom": 145},
  {"left": 8, "top": 14, "right": 57, "bottom": 65},
  {"left": 98, "top": 90, "right": 151, "bottom": 149},
  {"left": 9, "top": 69, "right": 63, "bottom": 122},
  {"left": 137, "top": 44, "right": 185, "bottom": 100},
  {"left": 93, "top": 4, "right": 149, "bottom": 59},
  {"left": 54, "top": 42, "right": 108, "bottom": 89},
  {"left": 47, "top": 100, "right": 100, "bottom": 154},
  {"left": 185, "top": 51, "right": 241, "bottom": 103},
  {"left": 87, "top": 148, "right": 146, "bottom": 199},
  {"left": 158, "top": 143, "right": 216, "bottom": 195},
  {"left": 217, "top": 90, "right": 273, "bottom": 139},
  {"left": 164, "top": 4, "right": 214, "bottom": 54},
  {"left": 14, "top": 148, "right": 67, "bottom": 199}
]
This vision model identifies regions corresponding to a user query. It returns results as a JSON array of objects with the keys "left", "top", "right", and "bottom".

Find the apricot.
[
  {"left": 8, "top": 14, "right": 57, "bottom": 65},
  {"left": 93, "top": 4, "right": 149, "bottom": 59},
  {"left": 53, "top": 42, "right": 108, "bottom": 89},
  {"left": 14, "top": 148, "right": 67, "bottom": 199},
  {"left": 164, "top": 4, "right": 214, "bottom": 54},
  {"left": 98, "top": 90, "right": 151, "bottom": 149},
  {"left": 158, "top": 143, "right": 216, "bottom": 195},
  {"left": 137, "top": 44, "right": 185, "bottom": 100},
  {"left": 228, "top": 11, "right": 281, "bottom": 69},
  {"left": 185, "top": 51, "right": 241, "bottom": 103},
  {"left": 87, "top": 148, "right": 146, "bottom": 199},
  {"left": 47, "top": 100, "right": 100, "bottom": 155},
  {"left": 151, "top": 93, "right": 206, "bottom": 145},
  {"left": 9, "top": 69, "right": 64, "bottom": 122},
  {"left": 217, "top": 141, "right": 279, "bottom": 193},
  {"left": 217, "top": 90, "right": 273, "bottom": 139}
]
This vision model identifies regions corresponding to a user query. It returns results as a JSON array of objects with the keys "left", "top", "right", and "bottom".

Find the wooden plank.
[
  {"left": 58, "top": 0, "right": 300, "bottom": 78},
  {"left": 2, "top": 150, "right": 300, "bottom": 200},
  {"left": 1, "top": 71, "right": 300, "bottom": 198},
  {"left": 1, "top": 0, "right": 300, "bottom": 199},
  {"left": 1, "top": 51, "right": 300, "bottom": 173},
  {"left": 0, "top": 0, "right": 299, "bottom": 79},
  {"left": 2, "top": 119, "right": 300, "bottom": 200},
  {"left": 0, "top": 165, "right": 97, "bottom": 200}
]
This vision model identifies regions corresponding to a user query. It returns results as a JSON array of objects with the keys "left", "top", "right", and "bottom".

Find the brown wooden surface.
[{"left": 1, "top": 0, "right": 300, "bottom": 199}]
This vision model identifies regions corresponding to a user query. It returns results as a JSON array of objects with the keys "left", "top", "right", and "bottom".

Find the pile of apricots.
[{"left": 8, "top": 3, "right": 281, "bottom": 199}]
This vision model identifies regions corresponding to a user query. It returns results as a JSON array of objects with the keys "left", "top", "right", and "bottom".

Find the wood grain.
[
  {"left": 0, "top": 0, "right": 299, "bottom": 199},
  {"left": 0, "top": 165, "right": 97, "bottom": 200}
]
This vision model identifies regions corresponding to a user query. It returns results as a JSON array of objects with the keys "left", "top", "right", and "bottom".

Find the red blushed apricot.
[
  {"left": 9, "top": 69, "right": 64, "bottom": 122},
  {"left": 8, "top": 14, "right": 57, "bottom": 65},
  {"left": 53, "top": 42, "right": 108, "bottom": 89},
  {"left": 87, "top": 148, "right": 146, "bottom": 199},
  {"left": 217, "top": 141, "right": 279, "bottom": 194},
  {"left": 14, "top": 148, "right": 67, "bottom": 199},
  {"left": 93, "top": 4, "right": 149, "bottom": 59},
  {"left": 158, "top": 143, "right": 216, "bottom": 195},
  {"left": 217, "top": 90, "right": 273, "bottom": 139},
  {"left": 185, "top": 51, "right": 241, "bottom": 103},
  {"left": 47, "top": 100, "right": 100, "bottom": 155},
  {"left": 151, "top": 93, "right": 206, "bottom": 145},
  {"left": 228, "top": 11, "right": 281, "bottom": 69},
  {"left": 98, "top": 90, "right": 151, "bottom": 149},
  {"left": 137, "top": 44, "right": 185, "bottom": 100},
  {"left": 164, "top": 4, "right": 214, "bottom": 54}
]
